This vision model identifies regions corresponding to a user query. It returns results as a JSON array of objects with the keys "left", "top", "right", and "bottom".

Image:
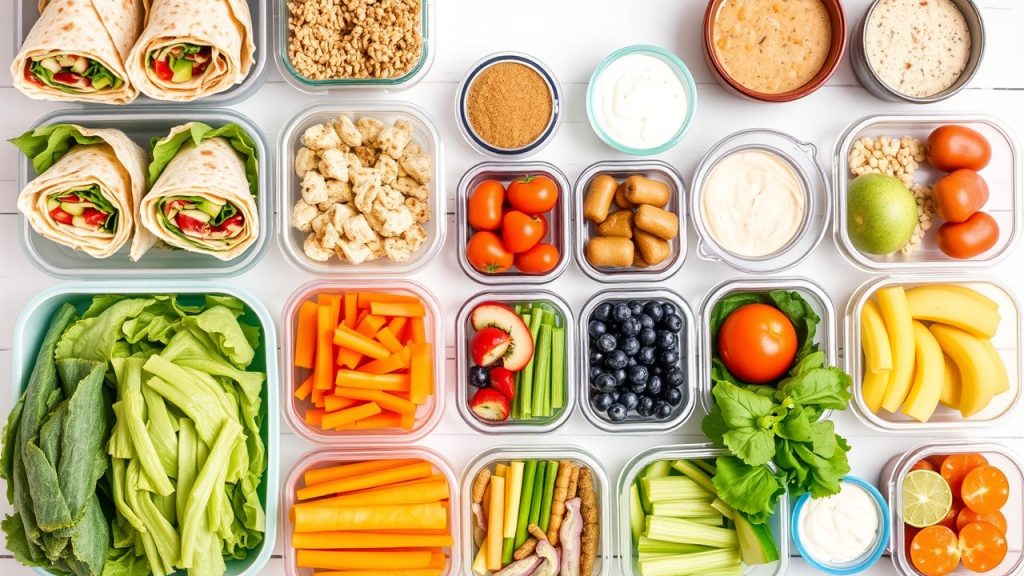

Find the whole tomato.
[
  {"left": 468, "top": 180, "right": 505, "bottom": 231},
  {"left": 718, "top": 303, "right": 798, "bottom": 384},
  {"left": 514, "top": 243, "right": 560, "bottom": 275},
  {"left": 507, "top": 174, "right": 558, "bottom": 215},
  {"left": 933, "top": 169, "right": 989, "bottom": 223},
  {"left": 467, "top": 231, "right": 513, "bottom": 274},
  {"left": 937, "top": 211, "right": 999, "bottom": 259},
  {"left": 927, "top": 125, "right": 992, "bottom": 172},
  {"left": 501, "top": 210, "right": 545, "bottom": 253}
]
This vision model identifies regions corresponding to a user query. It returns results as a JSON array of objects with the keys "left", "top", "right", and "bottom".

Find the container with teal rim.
[{"left": 586, "top": 45, "right": 698, "bottom": 156}]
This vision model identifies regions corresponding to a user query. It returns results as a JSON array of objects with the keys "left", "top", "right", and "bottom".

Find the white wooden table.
[{"left": 2, "top": 1, "right": 1023, "bottom": 574}]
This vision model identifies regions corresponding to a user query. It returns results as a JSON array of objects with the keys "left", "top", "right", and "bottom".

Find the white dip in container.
[
  {"left": 592, "top": 53, "right": 687, "bottom": 150},
  {"left": 798, "top": 481, "right": 881, "bottom": 565}
]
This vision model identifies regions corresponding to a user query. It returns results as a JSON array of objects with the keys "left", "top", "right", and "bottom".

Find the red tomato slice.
[
  {"left": 82, "top": 208, "right": 108, "bottom": 228},
  {"left": 49, "top": 206, "right": 73, "bottom": 225}
]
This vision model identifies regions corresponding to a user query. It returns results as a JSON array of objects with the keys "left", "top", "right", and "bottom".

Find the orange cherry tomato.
[
  {"left": 718, "top": 304, "right": 798, "bottom": 384},
  {"left": 911, "top": 525, "right": 961, "bottom": 576},
  {"left": 467, "top": 231, "right": 513, "bottom": 274},
  {"left": 933, "top": 169, "right": 989, "bottom": 223},
  {"left": 937, "top": 211, "right": 999, "bottom": 259},
  {"left": 940, "top": 453, "right": 989, "bottom": 495},
  {"left": 927, "top": 125, "right": 992, "bottom": 172},
  {"left": 913, "top": 459, "right": 938, "bottom": 472},
  {"left": 958, "top": 521, "right": 1008, "bottom": 573},
  {"left": 501, "top": 210, "right": 545, "bottom": 253},
  {"left": 514, "top": 243, "right": 559, "bottom": 275},
  {"left": 507, "top": 174, "right": 558, "bottom": 215},
  {"left": 957, "top": 508, "right": 1007, "bottom": 534},
  {"left": 961, "top": 465, "right": 1009, "bottom": 514},
  {"left": 468, "top": 180, "right": 505, "bottom": 231}
]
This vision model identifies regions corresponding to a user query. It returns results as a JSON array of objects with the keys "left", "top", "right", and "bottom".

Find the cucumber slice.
[
  {"left": 46, "top": 198, "right": 60, "bottom": 211},
  {"left": 178, "top": 209, "right": 211, "bottom": 223},
  {"left": 171, "top": 58, "right": 193, "bottom": 82},
  {"left": 91, "top": 76, "right": 111, "bottom": 90},
  {"left": 62, "top": 202, "right": 85, "bottom": 216},
  {"left": 196, "top": 198, "right": 224, "bottom": 218}
]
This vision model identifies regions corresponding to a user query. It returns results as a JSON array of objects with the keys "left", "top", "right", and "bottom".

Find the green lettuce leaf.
[
  {"left": 711, "top": 456, "right": 784, "bottom": 525},
  {"left": 147, "top": 122, "right": 259, "bottom": 197},
  {"left": 9, "top": 124, "right": 107, "bottom": 174}
]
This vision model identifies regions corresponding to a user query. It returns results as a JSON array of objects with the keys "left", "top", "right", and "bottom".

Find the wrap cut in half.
[
  {"left": 140, "top": 122, "right": 260, "bottom": 261},
  {"left": 126, "top": 0, "right": 255, "bottom": 101},
  {"left": 11, "top": 0, "right": 146, "bottom": 104},
  {"left": 11, "top": 124, "right": 155, "bottom": 260}
]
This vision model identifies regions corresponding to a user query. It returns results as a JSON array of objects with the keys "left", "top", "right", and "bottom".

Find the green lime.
[{"left": 903, "top": 470, "right": 953, "bottom": 528}]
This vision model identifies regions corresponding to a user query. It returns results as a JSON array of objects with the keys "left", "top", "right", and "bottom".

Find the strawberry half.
[
  {"left": 469, "top": 388, "right": 509, "bottom": 422},
  {"left": 488, "top": 366, "right": 516, "bottom": 401}
]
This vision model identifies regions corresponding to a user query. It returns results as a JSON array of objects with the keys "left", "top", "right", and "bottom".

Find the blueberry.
[
  {"left": 638, "top": 314, "right": 654, "bottom": 330},
  {"left": 593, "top": 303, "right": 612, "bottom": 322},
  {"left": 665, "top": 366, "right": 685, "bottom": 387},
  {"left": 661, "top": 303, "right": 678, "bottom": 318},
  {"left": 604, "top": 349, "right": 628, "bottom": 370},
  {"left": 620, "top": 391, "right": 639, "bottom": 411},
  {"left": 661, "top": 314, "right": 682, "bottom": 333},
  {"left": 630, "top": 379, "right": 648, "bottom": 395},
  {"left": 628, "top": 364, "right": 649, "bottom": 385},
  {"left": 659, "top": 349, "right": 680, "bottom": 368},
  {"left": 620, "top": 337, "right": 640, "bottom": 356},
  {"left": 637, "top": 346, "right": 656, "bottom": 365},
  {"left": 607, "top": 403, "right": 628, "bottom": 422},
  {"left": 662, "top": 387, "right": 683, "bottom": 406},
  {"left": 588, "top": 320, "right": 607, "bottom": 339},
  {"left": 610, "top": 390, "right": 621, "bottom": 402},
  {"left": 612, "top": 303, "right": 631, "bottom": 323},
  {"left": 593, "top": 372, "right": 617, "bottom": 393},
  {"left": 626, "top": 356, "right": 637, "bottom": 367},
  {"left": 591, "top": 392, "right": 613, "bottom": 412},
  {"left": 589, "top": 349, "right": 604, "bottom": 365},
  {"left": 637, "top": 396, "right": 655, "bottom": 417},
  {"left": 589, "top": 366, "right": 602, "bottom": 383},
  {"left": 628, "top": 300, "right": 644, "bottom": 316},
  {"left": 652, "top": 365, "right": 663, "bottom": 375},
  {"left": 644, "top": 301, "right": 665, "bottom": 323},
  {"left": 639, "top": 328, "right": 656, "bottom": 346},
  {"left": 613, "top": 369, "right": 627, "bottom": 385},
  {"left": 654, "top": 401, "right": 673, "bottom": 420},
  {"left": 621, "top": 317, "right": 641, "bottom": 337},
  {"left": 656, "top": 330, "right": 677, "bottom": 350},
  {"left": 647, "top": 374, "right": 664, "bottom": 397},
  {"left": 596, "top": 333, "right": 617, "bottom": 353},
  {"left": 469, "top": 366, "right": 489, "bottom": 388}
]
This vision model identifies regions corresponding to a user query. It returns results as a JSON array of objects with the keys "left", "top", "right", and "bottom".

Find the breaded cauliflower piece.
[
  {"left": 394, "top": 176, "right": 429, "bottom": 200},
  {"left": 336, "top": 240, "right": 373, "bottom": 265},
  {"left": 291, "top": 198, "right": 319, "bottom": 232},
  {"left": 329, "top": 203, "right": 357, "bottom": 231},
  {"left": 344, "top": 152, "right": 363, "bottom": 174},
  {"left": 343, "top": 215, "right": 379, "bottom": 246},
  {"left": 399, "top": 149, "right": 432, "bottom": 185},
  {"left": 353, "top": 173, "right": 382, "bottom": 214},
  {"left": 318, "top": 149, "right": 349, "bottom": 182},
  {"left": 383, "top": 237, "right": 414, "bottom": 262},
  {"left": 324, "top": 179, "right": 353, "bottom": 205},
  {"left": 301, "top": 123, "right": 341, "bottom": 150},
  {"left": 404, "top": 224, "right": 428, "bottom": 252},
  {"left": 379, "top": 120, "right": 414, "bottom": 159},
  {"left": 294, "top": 147, "right": 317, "bottom": 178},
  {"left": 370, "top": 203, "right": 415, "bottom": 238},
  {"left": 404, "top": 196, "right": 430, "bottom": 224},
  {"left": 356, "top": 117, "right": 385, "bottom": 143},
  {"left": 331, "top": 115, "right": 363, "bottom": 147},
  {"left": 354, "top": 145, "right": 379, "bottom": 168},
  {"left": 301, "top": 171, "right": 328, "bottom": 205},
  {"left": 375, "top": 154, "right": 399, "bottom": 184},
  {"left": 376, "top": 186, "right": 406, "bottom": 211},
  {"left": 320, "top": 223, "right": 341, "bottom": 250},
  {"left": 310, "top": 212, "right": 331, "bottom": 238},
  {"left": 303, "top": 232, "right": 332, "bottom": 262}
]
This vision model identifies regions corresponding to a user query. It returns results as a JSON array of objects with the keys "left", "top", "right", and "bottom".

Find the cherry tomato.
[
  {"left": 718, "top": 303, "right": 798, "bottom": 384},
  {"left": 82, "top": 208, "right": 108, "bottom": 228},
  {"left": 957, "top": 508, "right": 1007, "bottom": 534},
  {"left": 24, "top": 62, "right": 43, "bottom": 86},
  {"left": 514, "top": 243, "right": 559, "bottom": 275},
  {"left": 913, "top": 459, "right": 938, "bottom": 472},
  {"left": 177, "top": 212, "right": 210, "bottom": 236},
  {"left": 49, "top": 206, "right": 73, "bottom": 225},
  {"left": 927, "top": 125, "right": 992, "bottom": 172},
  {"left": 940, "top": 453, "right": 989, "bottom": 495},
  {"left": 927, "top": 455, "right": 950, "bottom": 470},
  {"left": 154, "top": 59, "right": 174, "bottom": 82},
  {"left": 468, "top": 179, "right": 505, "bottom": 231},
  {"left": 507, "top": 174, "right": 558, "bottom": 215},
  {"left": 501, "top": 210, "right": 545, "bottom": 253},
  {"left": 467, "top": 231, "right": 512, "bottom": 274},
  {"left": 910, "top": 525, "right": 961, "bottom": 576},
  {"left": 958, "top": 521, "right": 1008, "bottom": 573},
  {"left": 933, "top": 169, "right": 989, "bottom": 223},
  {"left": 937, "top": 211, "right": 999, "bottom": 260},
  {"left": 961, "top": 465, "right": 1009, "bottom": 514}
]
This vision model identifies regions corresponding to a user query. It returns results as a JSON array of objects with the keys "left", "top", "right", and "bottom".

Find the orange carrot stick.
[
  {"left": 358, "top": 292, "right": 419, "bottom": 308},
  {"left": 334, "top": 325, "right": 390, "bottom": 360},
  {"left": 375, "top": 327, "right": 404, "bottom": 354},
  {"left": 359, "top": 347, "right": 411, "bottom": 375},
  {"left": 295, "top": 301, "right": 319, "bottom": 369},
  {"left": 332, "top": 411, "right": 404, "bottom": 431},
  {"left": 298, "top": 461, "right": 435, "bottom": 500},
  {"left": 297, "top": 476, "right": 449, "bottom": 508},
  {"left": 335, "top": 371, "right": 410, "bottom": 392},
  {"left": 358, "top": 315, "right": 387, "bottom": 337},
  {"left": 305, "top": 459, "right": 421, "bottom": 487},
  {"left": 292, "top": 532, "right": 453, "bottom": 550},
  {"left": 323, "top": 395, "right": 360, "bottom": 413},
  {"left": 315, "top": 304, "right": 336, "bottom": 390},
  {"left": 344, "top": 292, "right": 358, "bottom": 329},
  {"left": 428, "top": 552, "right": 446, "bottom": 570},
  {"left": 409, "top": 317, "right": 426, "bottom": 344},
  {"left": 409, "top": 343, "right": 432, "bottom": 405},
  {"left": 334, "top": 387, "right": 417, "bottom": 416},
  {"left": 295, "top": 374, "right": 314, "bottom": 401},
  {"left": 296, "top": 550, "right": 432, "bottom": 570},
  {"left": 305, "top": 408, "right": 326, "bottom": 426},
  {"left": 312, "top": 570, "right": 441, "bottom": 576},
  {"left": 370, "top": 301, "right": 425, "bottom": 318},
  {"left": 293, "top": 503, "right": 447, "bottom": 533},
  {"left": 388, "top": 316, "right": 408, "bottom": 340},
  {"left": 320, "top": 402, "right": 381, "bottom": 430}
]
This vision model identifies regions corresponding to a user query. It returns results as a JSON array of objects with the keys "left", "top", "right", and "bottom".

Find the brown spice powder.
[{"left": 466, "top": 62, "right": 553, "bottom": 150}]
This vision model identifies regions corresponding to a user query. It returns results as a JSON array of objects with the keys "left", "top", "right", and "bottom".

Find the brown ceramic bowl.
[{"left": 702, "top": 0, "right": 847, "bottom": 102}]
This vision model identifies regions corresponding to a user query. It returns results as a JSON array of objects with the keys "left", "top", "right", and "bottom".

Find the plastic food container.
[
  {"left": 455, "top": 289, "right": 576, "bottom": 434},
  {"left": 850, "top": 0, "right": 984, "bottom": 104},
  {"left": 17, "top": 108, "right": 272, "bottom": 279},
  {"left": 275, "top": 0, "right": 434, "bottom": 92},
  {"left": 461, "top": 446, "right": 611, "bottom": 576},
  {"left": 833, "top": 114, "right": 1021, "bottom": 271},
  {"left": 455, "top": 52, "right": 563, "bottom": 159},
  {"left": 11, "top": 281, "right": 279, "bottom": 576},
  {"left": 690, "top": 129, "right": 830, "bottom": 274},
  {"left": 278, "top": 102, "right": 446, "bottom": 275},
  {"left": 585, "top": 45, "right": 697, "bottom": 155},
  {"left": 617, "top": 444, "right": 790, "bottom": 576},
  {"left": 456, "top": 162, "right": 571, "bottom": 284},
  {"left": 282, "top": 446, "right": 459, "bottom": 576},
  {"left": 281, "top": 279, "right": 445, "bottom": 444},
  {"left": 698, "top": 277, "right": 837, "bottom": 416},
  {"left": 880, "top": 441, "right": 1024, "bottom": 576},
  {"left": 579, "top": 288, "right": 696, "bottom": 433},
  {"left": 15, "top": 0, "right": 268, "bottom": 106},
  {"left": 572, "top": 160, "right": 687, "bottom": 283},
  {"left": 846, "top": 275, "right": 1021, "bottom": 432}
]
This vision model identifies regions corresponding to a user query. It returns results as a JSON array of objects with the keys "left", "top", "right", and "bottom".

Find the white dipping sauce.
[
  {"left": 798, "top": 482, "right": 880, "bottom": 565},
  {"left": 592, "top": 53, "right": 688, "bottom": 149}
]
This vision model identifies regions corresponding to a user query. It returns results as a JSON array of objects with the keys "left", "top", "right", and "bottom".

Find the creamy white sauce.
[
  {"left": 701, "top": 149, "right": 806, "bottom": 258},
  {"left": 798, "top": 482, "right": 881, "bottom": 565},
  {"left": 592, "top": 53, "right": 688, "bottom": 149}
]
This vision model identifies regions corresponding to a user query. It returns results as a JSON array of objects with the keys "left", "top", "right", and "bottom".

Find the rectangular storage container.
[
  {"left": 17, "top": 108, "right": 272, "bottom": 279},
  {"left": 833, "top": 114, "right": 1021, "bottom": 270},
  {"left": 280, "top": 279, "right": 445, "bottom": 444},
  {"left": 846, "top": 275, "right": 1021, "bottom": 432},
  {"left": 11, "top": 281, "right": 279, "bottom": 576},
  {"left": 573, "top": 160, "right": 687, "bottom": 283},
  {"left": 278, "top": 102, "right": 445, "bottom": 275}
]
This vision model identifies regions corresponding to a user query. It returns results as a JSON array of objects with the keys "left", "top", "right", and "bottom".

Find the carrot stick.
[
  {"left": 312, "top": 570, "right": 442, "bottom": 576},
  {"left": 334, "top": 325, "right": 390, "bottom": 360},
  {"left": 409, "top": 343, "right": 432, "bottom": 405},
  {"left": 297, "top": 476, "right": 449, "bottom": 509},
  {"left": 360, "top": 347, "right": 411, "bottom": 375},
  {"left": 298, "top": 461, "right": 435, "bottom": 500},
  {"left": 295, "top": 374, "right": 314, "bottom": 401},
  {"left": 296, "top": 550, "right": 432, "bottom": 570},
  {"left": 312, "top": 386, "right": 326, "bottom": 407},
  {"left": 358, "top": 292, "right": 419, "bottom": 308},
  {"left": 305, "top": 459, "right": 421, "bottom": 487},
  {"left": 324, "top": 395, "right": 360, "bottom": 413},
  {"left": 400, "top": 412, "right": 415, "bottom": 431},
  {"left": 335, "top": 371, "right": 410, "bottom": 392},
  {"left": 333, "top": 412, "right": 404, "bottom": 431},
  {"left": 356, "top": 309, "right": 369, "bottom": 326},
  {"left": 296, "top": 301, "right": 319, "bottom": 369},
  {"left": 344, "top": 292, "right": 358, "bottom": 329},
  {"left": 375, "top": 327, "right": 404, "bottom": 354},
  {"left": 334, "top": 387, "right": 417, "bottom": 416},
  {"left": 316, "top": 304, "right": 336, "bottom": 390},
  {"left": 409, "top": 317, "right": 426, "bottom": 344},
  {"left": 486, "top": 476, "right": 505, "bottom": 571},
  {"left": 321, "top": 402, "right": 381, "bottom": 430},
  {"left": 305, "top": 408, "right": 326, "bottom": 426},
  {"left": 388, "top": 316, "right": 408, "bottom": 341},
  {"left": 428, "top": 552, "right": 445, "bottom": 570},
  {"left": 337, "top": 347, "right": 361, "bottom": 369},
  {"left": 292, "top": 532, "right": 453, "bottom": 550},
  {"left": 370, "top": 301, "right": 425, "bottom": 318},
  {"left": 293, "top": 503, "right": 447, "bottom": 532},
  {"left": 358, "top": 315, "right": 387, "bottom": 337}
]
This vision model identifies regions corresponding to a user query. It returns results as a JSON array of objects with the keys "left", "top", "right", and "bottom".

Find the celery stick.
[
  {"left": 689, "top": 516, "right": 725, "bottom": 526},
  {"left": 650, "top": 500, "right": 721, "bottom": 518},
  {"left": 672, "top": 459, "right": 717, "bottom": 495},
  {"left": 520, "top": 310, "right": 544, "bottom": 418},
  {"left": 695, "top": 459, "right": 717, "bottom": 476},
  {"left": 643, "top": 476, "right": 711, "bottom": 503},
  {"left": 527, "top": 460, "right": 547, "bottom": 527},
  {"left": 637, "top": 537, "right": 713, "bottom": 555},
  {"left": 711, "top": 499, "right": 735, "bottom": 521},
  {"left": 550, "top": 326, "right": 565, "bottom": 410},
  {"left": 537, "top": 460, "right": 558, "bottom": 532},
  {"left": 639, "top": 461, "right": 672, "bottom": 514},
  {"left": 514, "top": 460, "right": 538, "bottom": 548},
  {"left": 638, "top": 549, "right": 741, "bottom": 576},
  {"left": 630, "top": 483, "right": 645, "bottom": 545},
  {"left": 734, "top": 511, "right": 779, "bottom": 564},
  {"left": 532, "top": 324, "right": 552, "bottom": 418},
  {"left": 646, "top": 516, "right": 738, "bottom": 548},
  {"left": 502, "top": 537, "right": 515, "bottom": 565}
]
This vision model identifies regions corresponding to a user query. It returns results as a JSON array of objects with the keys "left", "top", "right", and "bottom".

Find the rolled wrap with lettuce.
[
  {"left": 140, "top": 122, "right": 259, "bottom": 260},
  {"left": 11, "top": 0, "right": 144, "bottom": 104},
  {"left": 126, "top": 0, "right": 255, "bottom": 101},
  {"left": 11, "top": 124, "right": 155, "bottom": 260}
]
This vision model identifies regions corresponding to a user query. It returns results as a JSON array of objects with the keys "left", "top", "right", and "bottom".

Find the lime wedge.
[{"left": 903, "top": 470, "right": 953, "bottom": 528}]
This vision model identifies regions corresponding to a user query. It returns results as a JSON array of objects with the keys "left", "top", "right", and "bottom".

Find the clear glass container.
[
  {"left": 17, "top": 108, "right": 272, "bottom": 279},
  {"left": 280, "top": 279, "right": 445, "bottom": 444},
  {"left": 278, "top": 102, "right": 446, "bottom": 275},
  {"left": 617, "top": 444, "right": 790, "bottom": 576},
  {"left": 572, "top": 160, "right": 687, "bottom": 283},
  {"left": 690, "top": 129, "right": 830, "bottom": 274},
  {"left": 578, "top": 288, "right": 696, "bottom": 433},
  {"left": 455, "top": 162, "right": 571, "bottom": 284},
  {"left": 833, "top": 114, "right": 1020, "bottom": 270},
  {"left": 846, "top": 275, "right": 1021, "bottom": 432},
  {"left": 461, "top": 446, "right": 611, "bottom": 576}
]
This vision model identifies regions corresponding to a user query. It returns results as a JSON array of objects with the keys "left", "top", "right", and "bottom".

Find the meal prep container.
[
  {"left": 701, "top": 0, "right": 846, "bottom": 102},
  {"left": 846, "top": 275, "right": 1022, "bottom": 432},
  {"left": 461, "top": 446, "right": 611, "bottom": 576},
  {"left": 579, "top": 288, "right": 696, "bottom": 433},
  {"left": 17, "top": 108, "right": 272, "bottom": 279},
  {"left": 278, "top": 102, "right": 445, "bottom": 275},
  {"left": 880, "top": 441, "right": 1024, "bottom": 576},
  {"left": 456, "top": 289, "right": 576, "bottom": 434},
  {"left": 281, "top": 279, "right": 445, "bottom": 444},
  {"left": 617, "top": 444, "right": 790, "bottom": 576},
  {"left": 455, "top": 52, "right": 563, "bottom": 159},
  {"left": 585, "top": 45, "right": 698, "bottom": 155},
  {"left": 283, "top": 446, "right": 459, "bottom": 576},
  {"left": 690, "top": 129, "right": 830, "bottom": 274},
  {"left": 834, "top": 114, "right": 1021, "bottom": 271},
  {"left": 456, "top": 162, "right": 571, "bottom": 284},
  {"left": 15, "top": 0, "right": 268, "bottom": 106},
  {"left": 11, "top": 281, "right": 279, "bottom": 576},
  {"left": 698, "top": 277, "right": 837, "bottom": 416},
  {"left": 850, "top": 0, "right": 984, "bottom": 103},
  {"left": 275, "top": 0, "right": 434, "bottom": 92},
  {"left": 572, "top": 160, "right": 687, "bottom": 283}
]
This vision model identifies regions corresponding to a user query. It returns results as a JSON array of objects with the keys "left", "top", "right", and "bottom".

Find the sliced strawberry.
[
  {"left": 488, "top": 367, "right": 516, "bottom": 401},
  {"left": 82, "top": 208, "right": 108, "bottom": 228},
  {"left": 49, "top": 206, "right": 73, "bottom": 225},
  {"left": 153, "top": 59, "right": 173, "bottom": 81},
  {"left": 177, "top": 212, "right": 210, "bottom": 237},
  {"left": 469, "top": 388, "right": 510, "bottom": 422},
  {"left": 53, "top": 72, "right": 91, "bottom": 88}
]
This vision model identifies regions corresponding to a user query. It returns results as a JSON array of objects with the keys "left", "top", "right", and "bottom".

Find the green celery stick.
[
  {"left": 502, "top": 537, "right": 515, "bottom": 564},
  {"left": 527, "top": 460, "right": 547, "bottom": 528},
  {"left": 520, "top": 309, "right": 545, "bottom": 418},
  {"left": 514, "top": 461, "right": 538, "bottom": 548},
  {"left": 538, "top": 460, "right": 559, "bottom": 533},
  {"left": 551, "top": 326, "right": 565, "bottom": 410},
  {"left": 531, "top": 324, "right": 553, "bottom": 418},
  {"left": 517, "top": 312, "right": 532, "bottom": 418},
  {"left": 510, "top": 305, "right": 524, "bottom": 419}
]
